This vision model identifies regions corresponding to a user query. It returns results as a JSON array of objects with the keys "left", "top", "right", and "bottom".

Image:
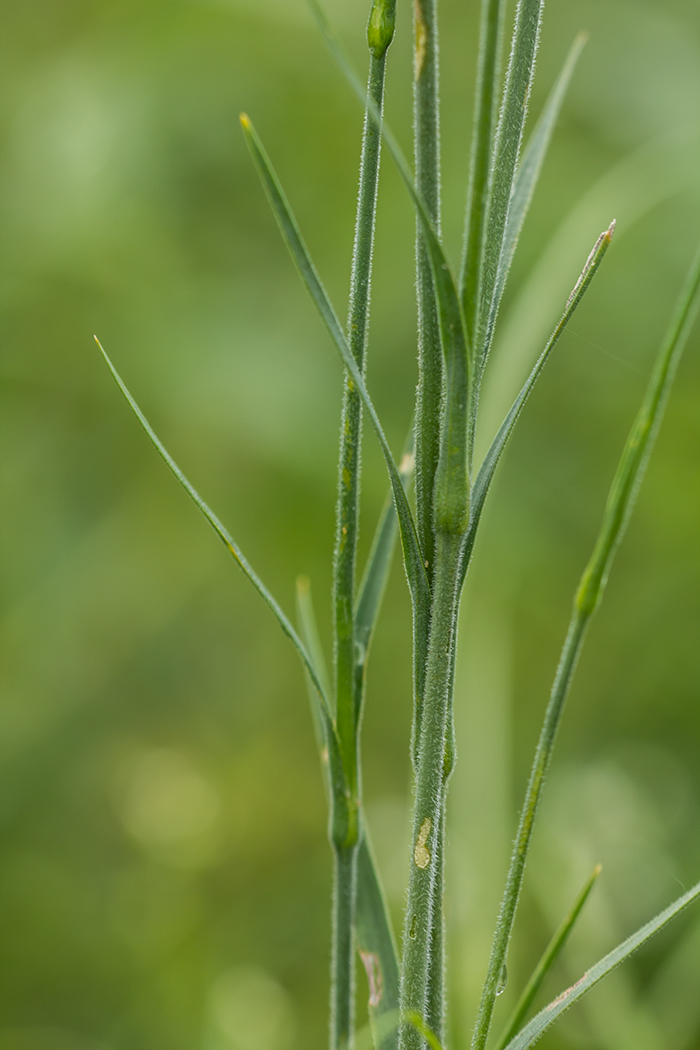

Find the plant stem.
[
  {"left": 332, "top": 8, "right": 395, "bottom": 1041},
  {"left": 400, "top": 531, "right": 463, "bottom": 1050},
  {"left": 334, "top": 49, "right": 387, "bottom": 809},
  {"left": 332, "top": 845, "right": 359, "bottom": 1050},
  {"left": 470, "top": 610, "right": 589, "bottom": 1050},
  {"left": 413, "top": 0, "right": 442, "bottom": 585}
]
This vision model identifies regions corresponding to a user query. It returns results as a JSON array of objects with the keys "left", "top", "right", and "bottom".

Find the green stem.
[
  {"left": 493, "top": 863, "right": 601, "bottom": 1050},
  {"left": 332, "top": 845, "right": 359, "bottom": 1050},
  {"left": 470, "top": 610, "right": 589, "bottom": 1050},
  {"left": 413, "top": 0, "right": 442, "bottom": 586},
  {"left": 332, "top": 10, "right": 395, "bottom": 1043},
  {"left": 400, "top": 532, "right": 463, "bottom": 1050},
  {"left": 334, "top": 50, "right": 387, "bottom": 800}
]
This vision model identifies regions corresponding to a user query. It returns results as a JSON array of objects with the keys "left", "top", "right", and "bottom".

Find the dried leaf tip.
[
  {"left": 605, "top": 218, "right": 617, "bottom": 241},
  {"left": 239, "top": 113, "right": 251, "bottom": 129}
]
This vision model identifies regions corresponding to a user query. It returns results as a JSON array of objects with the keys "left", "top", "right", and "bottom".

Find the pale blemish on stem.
[
  {"left": 414, "top": 0, "right": 427, "bottom": 80},
  {"left": 414, "top": 817, "right": 432, "bottom": 868}
]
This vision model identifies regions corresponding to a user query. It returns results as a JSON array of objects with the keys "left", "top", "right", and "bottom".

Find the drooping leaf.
[
  {"left": 239, "top": 115, "right": 431, "bottom": 621},
  {"left": 503, "top": 880, "right": 700, "bottom": 1049},
  {"left": 494, "top": 864, "right": 601, "bottom": 1050},
  {"left": 96, "top": 338, "right": 334, "bottom": 716}
]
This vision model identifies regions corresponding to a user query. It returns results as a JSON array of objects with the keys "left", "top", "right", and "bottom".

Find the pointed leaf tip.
[{"left": 240, "top": 112, "right": 250, "bottom": 128}]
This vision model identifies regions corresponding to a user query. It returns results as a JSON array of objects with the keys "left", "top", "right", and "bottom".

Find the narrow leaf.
[
  {"left": 405, "top": 1012, "right": 445, "bottom": 1050},
  {"left": 459, "top": 221, "right": 614, "bottom": 591},
  {"left": 96, "top": 338, "right": 335, "bottom": 725},
  {"left": 356, "top": 825, "right": 401, "bottom": 1050},
  {"left": 296, "top": 575, "right": 333, "bottom": 768},
  {"left": 491, "top": 32, "right": 587, "bottom": 319},
  {"left": 461, "top": 0, "right": 507, "bottom": 342},
  {"left": 494, "top": 864, "right": 601, "bottom": 1050},
  {"left": 355, "top": 447, "right": 414, "bottom": 685},
  {"left": 504, "top": 880, "right": 700, "bottom": 1049},
  {"left": 477, "top": 0, "right": 545, "bottom": 372},
  {"left": 239, "top": 115, "right": 431, "bottom": 618},
  {"left": 576, "top": 242, "right": 700, "bottom": 615}
]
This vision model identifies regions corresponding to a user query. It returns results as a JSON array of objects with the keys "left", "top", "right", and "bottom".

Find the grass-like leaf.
[
  {"left": 470, "top": 241, "right": 700, "bottom": 1050},
  {"left": 461, "top": 0, "right": 506, "bottom": 343},
  {"left": 356, "top": 827, "right": 401, "bottom": 1050},
  {"left": 490, "top": 32, "right": 587, "bottom": 323},
  {"left": 494, "top": 864, "right": 601, "bottom": 1050},
  {"left": 96, "top": 337, "right": 336, "bottom": 727},
  {"left": 458, "top": 221, "right": 614, "bottom": 590},
  {"left": 354, "top": 447, "right": 414, "bottom": 706},
  {"left": 239, "top": 115, "right": 430, "bottom": 619},
  {"left": 503, "top": 880, "right": 700, "bottom": 1049},
  {"left": 576, "top": 242, "right": 700, "bottom": 615},
  {"left": 477, "top": 0, "right": 544, "bottom": 373}
]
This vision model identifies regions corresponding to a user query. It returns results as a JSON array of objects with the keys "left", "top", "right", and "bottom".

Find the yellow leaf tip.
[{"left": 239, "top": 112, "right": 250, "bottom": 128}]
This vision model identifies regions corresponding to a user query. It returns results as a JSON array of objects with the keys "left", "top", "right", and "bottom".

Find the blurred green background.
[{"left": 1, "top": 0, "right": 700, "bottom": 1048}]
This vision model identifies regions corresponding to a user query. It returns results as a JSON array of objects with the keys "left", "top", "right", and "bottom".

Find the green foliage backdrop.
[{"left": 1, "top": 1, "right": 699, "bottom": 1048}]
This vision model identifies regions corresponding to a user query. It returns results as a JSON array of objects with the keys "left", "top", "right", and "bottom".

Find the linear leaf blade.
[
  {"left": 491, "top": 32, "right": 587, "bottom": 318},
  {"left": 477, "top": 0, "right": 545, "bottom": 371},
  {"left": 459, "top": 221, "right": 614, "bottom": 590},
  {"left": 576, "top": 243, "right": 700, "bottom": 615},
  {"left": 96, "top": 338, "right": 336, "bottom": 727},
  {"left": 461, "top": 0, "right": 507, "bottom": 341},
  {"left": 356, "top": 826, "right": 401, "bottom": 1050},
  {"left": 239, "top": 115, "right": 430, "bottom": 619},
  {"left": 504, "top": 881, "right": 700, "bottom": 1049}
]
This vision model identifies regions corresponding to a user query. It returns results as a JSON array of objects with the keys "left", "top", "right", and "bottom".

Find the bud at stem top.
[{"left": 367, "top": 0, "right": 397, "bottom": 59}]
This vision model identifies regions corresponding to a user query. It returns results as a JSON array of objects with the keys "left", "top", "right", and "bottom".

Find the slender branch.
[
  {"left": 494, "top": 863, "right": 601, "bottom": 1049},
  {"left": 331, "top": 4, "right": 396, "bottom": 1044}
]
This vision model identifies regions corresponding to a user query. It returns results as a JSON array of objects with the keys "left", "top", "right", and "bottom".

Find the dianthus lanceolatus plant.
[{"left": 97, "top": 0, "right": 700, "bottom": 1047}]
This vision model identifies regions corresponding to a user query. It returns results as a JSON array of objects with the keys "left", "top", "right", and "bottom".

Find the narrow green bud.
[{"left": 367, "top": 0, "right": 397, "bottom": 59}]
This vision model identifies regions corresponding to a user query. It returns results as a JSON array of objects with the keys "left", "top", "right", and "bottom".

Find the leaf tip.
[
  {"left": 296, "top": 574, "right": 310, "bottom": 595},
  {"left": 606, "top": 218, "right": 616, "bottom": 241},
  {"left": 239, "top": 112, "right": 251, "bottom": 129},
  {"left": 593, "top": 862, "right": 603, "bottom": 877}
]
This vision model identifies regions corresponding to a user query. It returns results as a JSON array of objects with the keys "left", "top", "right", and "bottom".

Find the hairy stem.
[
  {"left": 470, "top": 611, "right": 588, "bottom": 1050},
  {"left": 331, "top": 7, "right": 396, "bottom": 1042},
  {"left": 400, "top": 531, "right": 462, "bottom": 1050}
]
